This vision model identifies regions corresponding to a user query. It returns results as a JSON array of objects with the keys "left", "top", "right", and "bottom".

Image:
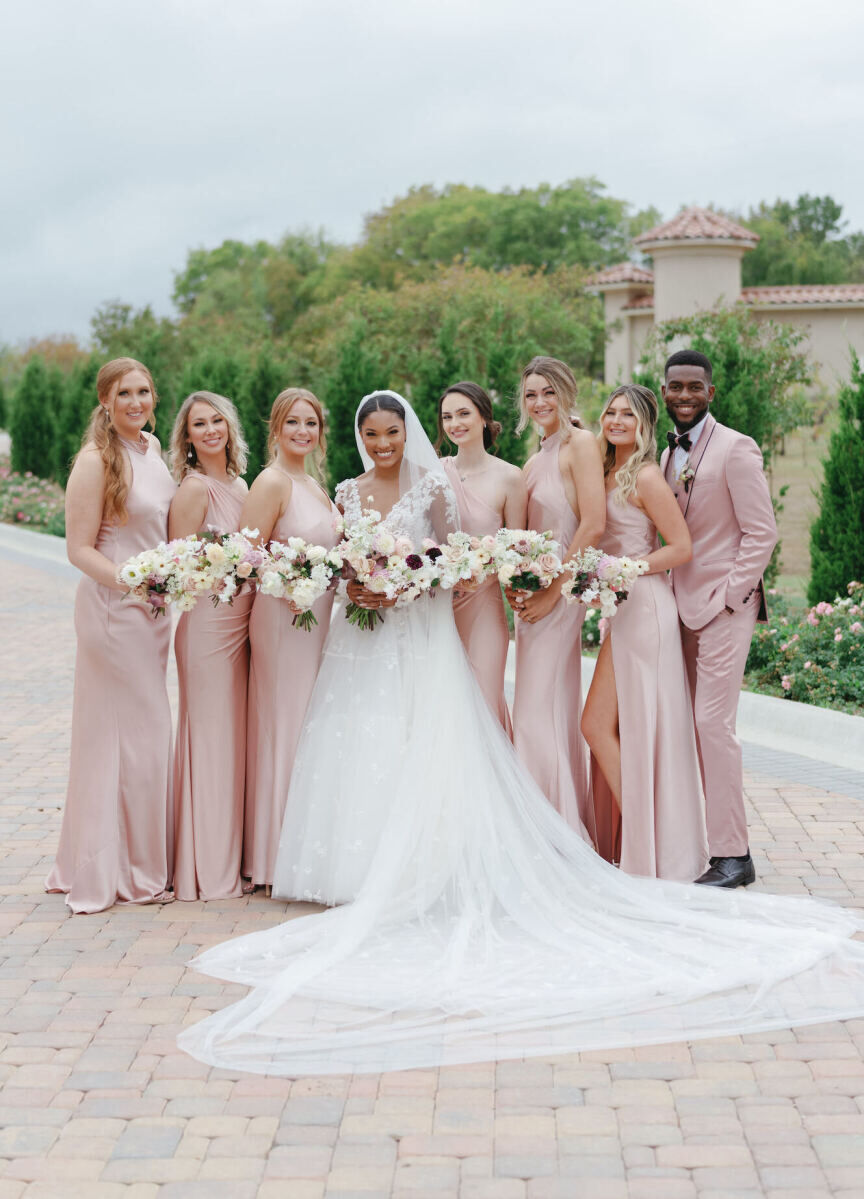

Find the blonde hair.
[
  {"left": 79, "top": 357, "right": 157, "bottom": 525},
  {"left": 267, "top": 388, "right": 327, "bottom": 480},
  {"left": 170, "top": 390, "right": 248, "bottom": 482},
  {"left": 598, "top": 384, "right": 658, "bottom": 506},
  {"left": 516, "top": 355, "right": 585, "bottom": 440}
]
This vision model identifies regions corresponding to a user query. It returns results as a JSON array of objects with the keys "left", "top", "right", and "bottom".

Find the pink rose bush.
[{"left": 746, "top": 580, "right": 864, "bottom": 714}]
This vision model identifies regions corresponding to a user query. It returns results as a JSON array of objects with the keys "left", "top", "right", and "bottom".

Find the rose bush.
[
  {"left": 745, "top": 582, "right": 864, "bottom": 715},
  {"left": 0, "top": 455, "right": 65, "bottom": 536}
]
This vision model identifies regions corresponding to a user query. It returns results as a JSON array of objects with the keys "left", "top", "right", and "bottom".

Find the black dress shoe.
[{"left": 695, "top": 855, "right": 755, "bottom": 888}]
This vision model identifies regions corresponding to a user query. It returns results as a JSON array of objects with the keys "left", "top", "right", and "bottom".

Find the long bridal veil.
[{"left": 178, "top": 393, "right": 864, "bottom": 1076}]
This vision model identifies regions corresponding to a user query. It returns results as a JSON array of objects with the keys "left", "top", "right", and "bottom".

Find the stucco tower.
[{"left": 633, "top": 207, "right": 759, "bottom": 322}]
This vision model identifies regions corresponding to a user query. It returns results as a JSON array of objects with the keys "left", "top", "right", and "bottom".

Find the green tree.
[
  {"left": 740, "top": 194, "right": 864, "bottom": 287},
  {"left": 11, "top": 357, "right": 58, "bottom": 477},
  {"left": 410, "top": 315, "right": 465, "bottom": 446},
  {"left": 0, "top": 377, "right": 7, "bottom": 430},
  {"left": 244, "top": 348, "right": 287, "bottom": 480},
  {"left": 323, "top": 322, "right": 387, "bottom": 491},
  {"left": 56, "top": 355, "right": 101, "bottom": 483},
  {"left": 808, "top": 352, "right": 864, "bottom": 604},
  {"left": 176, "top": 349, "right": 255, "bottom": 477}
]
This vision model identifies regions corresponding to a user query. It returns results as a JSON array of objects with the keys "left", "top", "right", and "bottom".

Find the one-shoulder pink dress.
[
  {"left": 591, "top": 492, "right": 709, "bottom": 881},
  {"left": 46, "top": 435, "right": 176, "bottom": 913},
  {"left": 243, "top": 478, "right": 340, "bottom": 887},
  {"left": 443, "top": 460, "right": 511, "bottom": 735},
  {"left": 173, "top": 474, "right": 252, "bottom": 901},
  {"left": 512, "top": 432, "right": 591, "bottom": 840}
]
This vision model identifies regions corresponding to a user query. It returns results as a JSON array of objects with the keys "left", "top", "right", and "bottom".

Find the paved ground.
[{"left": 3, "top": 537, "right": 864, "bottom": 1199}]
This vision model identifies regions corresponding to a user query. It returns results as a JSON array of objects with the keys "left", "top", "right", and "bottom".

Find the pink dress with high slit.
[
  {"left": 172, "top": 474, "right": 252, "bottom": 900},
  {"left": 243, "top": 477, "right": 340, "bottom": 887},
  {"left": 590, "top": 491, "right": 709, "bottom": 881},
  {"left": 46, "top": 435, "right": 176, "bottom": 914},
  {"left": 443, "top": 460, "right": 511, "bottom": 734},
  {"left": 513, "top": 432, "right": 591, "bottom": 839}
]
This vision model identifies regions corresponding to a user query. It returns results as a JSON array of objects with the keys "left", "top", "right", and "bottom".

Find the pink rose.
[{"left": 537, "top": 553, "right": 560, "bottom": 576}]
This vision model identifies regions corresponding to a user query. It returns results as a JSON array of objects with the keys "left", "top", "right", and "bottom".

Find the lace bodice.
[{"left": 336, "top": 473, "right": 459, "bottom": 544}]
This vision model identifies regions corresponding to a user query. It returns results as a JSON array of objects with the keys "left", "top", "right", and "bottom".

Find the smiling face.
[
  {"left": 279, "top": 399, "right": 321, "bottom": 459},
  {"left": 601, "top": 393, "right": 640, "bottom": 454},
  {"left": 104, "top": 368, "right": 154, "bottom": 439},
  {"left": 440, "top": 391, "right": 485, "bottom": 449},
  {"left": 662, "top": 365, "right": 715, "bottom": 432},
  {"left": 359, "top": 407, "right": 406, "bottom": 470},
  {"left": 523, "top": 373, "right": 560, "bottom": 433},
  {"left": 187, "top": 400, "right": 228, "bottom": 462}
]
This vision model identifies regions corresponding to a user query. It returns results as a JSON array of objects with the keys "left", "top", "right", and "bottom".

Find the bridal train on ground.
[{"left": 178, "top": 394, "right": 864, "bottom": 1077}]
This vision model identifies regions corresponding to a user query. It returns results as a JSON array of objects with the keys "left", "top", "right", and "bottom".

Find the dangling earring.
[{"left": 186, "top": 446, "right": 196, "bottom": 463}]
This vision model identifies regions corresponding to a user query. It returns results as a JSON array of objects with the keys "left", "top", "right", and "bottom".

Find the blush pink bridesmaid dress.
[
  {"left": 443, "top": 460, "right": 511, "bottom": 735},
  {"left": 243, "top": 478, "right": 340, "bottom": 887},
  {"left": 46, "top": 435, "right": 176, "bottom": 914},
  {"left": 512, "top": 431, "right": 592, "bottom": 840},
  {"left": 590, "top": 494, "right": 709, "bottom": 882},
  {"left": 172, "top": 474, "right": 252, "bottom": 901}
]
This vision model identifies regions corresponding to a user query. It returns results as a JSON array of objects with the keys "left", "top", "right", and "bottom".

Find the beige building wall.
[
  {"left": 750, "top": 307, "right": 864, "bottom": 388},
  {"left": 651, "top": 245, "right": 747, "bottom": 322}
]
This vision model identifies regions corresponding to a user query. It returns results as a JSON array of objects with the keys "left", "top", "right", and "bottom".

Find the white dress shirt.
[{"left": 673, "top": 413, "right": 710, "bottom": 476}]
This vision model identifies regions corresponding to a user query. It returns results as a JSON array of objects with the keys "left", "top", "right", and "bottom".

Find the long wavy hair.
[
  {"left": 169, "top": 390, "right": 248, "bottom": 482},
  {"left": 78, "top": 357, "right": 157, "bottom": 525},
  {"left": 267, "top": 388, "right": 327, "bottom": 481},
  {"left": 598, "top": 384, "right": 658, "bottom": 506},
  {"left": 516, "top": 355, "right": 584, "bottom": 440},
  {"left": 436, "top": 381, "right": 502, "bottom": 452}
]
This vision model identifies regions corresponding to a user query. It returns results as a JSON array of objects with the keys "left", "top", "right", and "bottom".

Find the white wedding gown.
[{"left": 178, "top": 396, "right": 864, "bottom": 1077}]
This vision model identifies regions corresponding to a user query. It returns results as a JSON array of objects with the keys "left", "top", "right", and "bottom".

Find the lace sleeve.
[
  {"left": 420, "top": 473, "right": 460, "bottom": 543},
  {"left": 335, "top": 478, "right": 362, "bottom": 526}
]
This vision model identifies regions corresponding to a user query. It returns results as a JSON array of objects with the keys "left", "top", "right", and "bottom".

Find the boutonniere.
[{"left": 676, "top": 463, "right": 695, "bottom": 493}]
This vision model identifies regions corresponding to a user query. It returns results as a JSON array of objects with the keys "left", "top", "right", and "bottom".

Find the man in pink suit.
[{"left": 660, "top": 350, "right": 777, "bottom": 888}]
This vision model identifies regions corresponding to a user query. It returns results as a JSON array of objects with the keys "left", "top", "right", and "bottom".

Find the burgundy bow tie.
[{"left": 667, "top": 431, "right": 692, "bottom": 452}]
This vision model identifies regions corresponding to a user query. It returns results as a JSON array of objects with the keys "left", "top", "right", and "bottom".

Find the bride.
[{"left": 179, "top": 391, "right": 864, "bottom": 1076}]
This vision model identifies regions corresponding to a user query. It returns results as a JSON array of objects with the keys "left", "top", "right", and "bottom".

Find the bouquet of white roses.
[
  {"left": 493, "top": 528, "right": 563, "bottom": 593},
  {"left": 562, "top": 546, "right": 649, "bottom": 618},
  {"left": 194, "top": 528, "right": 267, "bottom": 606},
  {"left": 338, "top": 508, "right": 445, "bottom": 630},
  {"left": 258, "top": 538, "right": 344, "bottom": 631},
  {"left": 116, "top": 536, "right": 208, "bottom": 617},
  {"left": 437, "top": 530, "right": 498, "bottom": 592}
]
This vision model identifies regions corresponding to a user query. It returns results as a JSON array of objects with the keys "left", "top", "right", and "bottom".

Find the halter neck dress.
[
  {"left": 244, "top": 472, "right": 341, "bottom": 887},
  {"left": 172, "top": 473, "right": 252, "bottom": 900},
  {"left": 443, "top": 459, "right": 511, "bottom": 734},
  {"left": 512, "top": 431, "right": 591, "bottom": 840},
  {"left": 46, "top": 433, "right": 176, "bottom": 913},
  {"left": 590, "top": 490, "right": 709, "bottom": 881}
]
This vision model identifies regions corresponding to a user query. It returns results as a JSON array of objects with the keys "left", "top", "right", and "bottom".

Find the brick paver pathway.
[{"left": 2, "top": 540, "right": 864, "bottom": 1199}]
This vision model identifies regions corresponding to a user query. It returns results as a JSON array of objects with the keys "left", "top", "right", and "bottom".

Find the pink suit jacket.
[{"left": 661, "top": 415, "right": 777, "bottom": 632}]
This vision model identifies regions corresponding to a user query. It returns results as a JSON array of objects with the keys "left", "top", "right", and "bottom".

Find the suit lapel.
[
  {"left": 662, "top": 444, "right": 688, "bottom": 514},
  {"left": 680, "top": 414, "right": 717, "bottom": 518}
]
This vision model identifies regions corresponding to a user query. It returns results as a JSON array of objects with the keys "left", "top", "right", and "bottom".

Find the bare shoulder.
[
  {"left": 564, "top": 426, "right": 602, "bottom": 463},
  {"left": 248, "top": 466, "right": 287, "bottom": 496},
  {"left": 69, "top": 443, "right": 104, "bottom": 482},
  {"left": 491, "top": 457, "right": 524, "bottom": 483}
]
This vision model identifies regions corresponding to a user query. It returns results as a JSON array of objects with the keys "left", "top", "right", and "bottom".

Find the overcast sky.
[{"left": 2, "top": 0, "right": 863, "bottom": 345}]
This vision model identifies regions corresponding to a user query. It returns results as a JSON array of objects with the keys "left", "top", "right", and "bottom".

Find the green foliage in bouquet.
[
  {"left": 808, "top": 351, "right": 864, "bottom": 605},
  {"left": 745, "top": 583, "right": 864, "bottom": 715}
]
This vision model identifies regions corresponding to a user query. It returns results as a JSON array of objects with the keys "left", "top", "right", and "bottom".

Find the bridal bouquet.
[
  {"left": 437, "top": 531, "right": 498, "bottom": 592},
  {"left": 258, "top": 538, "right": 343, "bottom": 631},
  {"left": 338, "top": 508, "right": 444, "bottom": 630},
  {"left": 194, "top": 529, "right": 267, "bottom": 606},
  {"left": 562, "top": 546, "right": 649, "bottom": 618},
  {"left": 493, "top": 528, "right": 563, "bottom": 592},
  {"left": 117, "top": 537, "right": 208, "bottom": 617}
]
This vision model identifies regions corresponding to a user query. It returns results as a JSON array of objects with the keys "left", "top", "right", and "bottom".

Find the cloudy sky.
[{"left": 2, "top": 0, "right": 863, "bottom": 345}]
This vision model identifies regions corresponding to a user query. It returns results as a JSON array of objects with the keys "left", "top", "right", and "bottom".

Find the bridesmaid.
[
  {"left": 510, "top": 356, "right": 605, "bottom": 840},
  {"left": 241, "top": 389, "right": 340, "bottom": 891},
  {"left": 46, "top": 358, "right": 175, "bottom": 914},
  {"left": 168, "top": 391, "right": 252, "bottom": 901},
  {"left": 437, "top": 382, "right": 526, "bottom": 732},
  {"left": 581, "top": 385, "right": 708, "bottom": 881}
]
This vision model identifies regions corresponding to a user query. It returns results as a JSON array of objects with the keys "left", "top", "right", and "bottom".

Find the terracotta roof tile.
[
  {"left": 587, "top": 263, "right": 655, "bottom": 286},
  {"left": 635, "top": 207, "right": 758, "bottom": 246},
  {"left": 741, "top": 284, "right": 864, "bottom": 305}
]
